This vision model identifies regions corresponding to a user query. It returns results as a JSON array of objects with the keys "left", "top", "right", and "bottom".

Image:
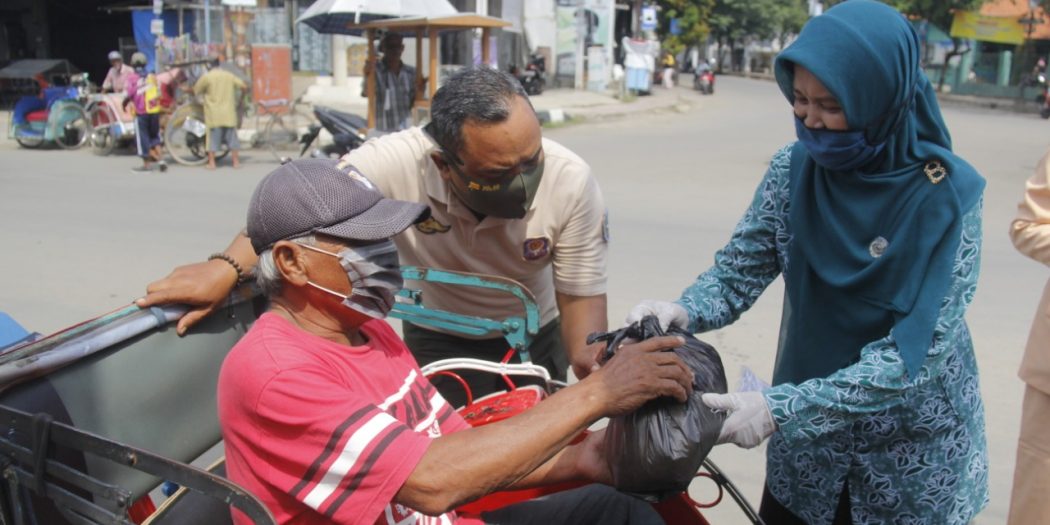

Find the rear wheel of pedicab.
[
  {"left": 164, "top": 102, "right": 228, "bottom": 166},
  {"left": 87, "top": 103, "right": 118, "bottom": 156},
  {"left": 53, "top": 105, "right": 90, "bottom": 150}
]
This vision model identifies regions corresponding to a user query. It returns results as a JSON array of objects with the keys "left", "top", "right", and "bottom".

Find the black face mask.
[{"left": 444, "top": 155, "right": 544, "bottom": 219}]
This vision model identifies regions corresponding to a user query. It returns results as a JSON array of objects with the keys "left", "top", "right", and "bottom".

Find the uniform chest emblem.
[
  {"left": 415, "top": 217, "right": 451, "bottom": 234},
  {"left": 523, "top": 237, "right": 551, "bottom": 261}
]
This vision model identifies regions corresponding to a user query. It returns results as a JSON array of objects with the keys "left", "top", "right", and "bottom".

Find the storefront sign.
[{"left": 950, "top": 11, "right": 1025, "bottom": 45}]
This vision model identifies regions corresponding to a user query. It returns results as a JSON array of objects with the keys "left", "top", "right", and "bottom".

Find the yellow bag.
[{"left": 142, "top": 74, "right": 161, "bottom": 115}]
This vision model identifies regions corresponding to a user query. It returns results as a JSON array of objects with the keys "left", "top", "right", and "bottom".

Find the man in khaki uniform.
[
  {"left": 139, "top": 67, "right": 609, "bottom": 405},
  {"left": 193, "top": 59, "right": 247, "bottom": 169},
  {"left": 1008, "top": 148, "right": 1050, "bottom": 524}
]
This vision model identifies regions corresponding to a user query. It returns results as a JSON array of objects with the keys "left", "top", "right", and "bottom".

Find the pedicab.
[
  {"left": 85, "top": 67, "right": 188, "bottom": 156},
  {"left": 0, "top": 268, "right": 762, "bottom": 524},
  {"left": 1, "top": 60, "right": 91, "bottom": 150}
]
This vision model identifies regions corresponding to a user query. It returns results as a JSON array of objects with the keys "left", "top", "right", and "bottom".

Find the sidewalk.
[
  {"left": 529, "top": 85, "right": 690, "bottom": 124},
  {"left": 724, "top": 70, "right": 1045, "bottom": 114}
]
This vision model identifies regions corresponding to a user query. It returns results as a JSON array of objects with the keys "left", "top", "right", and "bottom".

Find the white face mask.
[{"left": 297, "top": 240, "right": 403, "bottom": 320}]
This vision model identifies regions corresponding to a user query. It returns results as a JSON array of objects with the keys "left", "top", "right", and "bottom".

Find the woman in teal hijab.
[{"left": 628, "top": 1, "right": 987, "bottom": 523}]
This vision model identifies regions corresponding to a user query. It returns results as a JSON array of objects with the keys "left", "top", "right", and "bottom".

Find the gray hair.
[
  {"left": 427, "top": 66, "right": 532, "bottom": 159},
  {"left": 256, "top": 234, "right": 316, "bottom": 297}
]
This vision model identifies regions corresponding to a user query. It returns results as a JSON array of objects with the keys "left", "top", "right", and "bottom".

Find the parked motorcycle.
[
  {"left": 512, "top": 53, "right": 546, "bottom": 96},
  {"left": 297, "top": 105, "right": 368, "bottom": 159},
  {"left": 694, "top": 67, "right": 715, "bottom": 95}
]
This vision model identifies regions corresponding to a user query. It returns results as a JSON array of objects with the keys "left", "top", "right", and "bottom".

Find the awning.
[{"left": 0, "top": 60, "right": 80, "bottom": 80}]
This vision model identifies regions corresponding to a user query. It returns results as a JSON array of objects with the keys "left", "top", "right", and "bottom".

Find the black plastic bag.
[{"left": 587, "top": 315, "right": 728, "bottom": 501}]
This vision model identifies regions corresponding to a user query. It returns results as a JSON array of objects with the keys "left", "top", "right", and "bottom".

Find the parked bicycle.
[{"left": 254, "top": 95, "right": 319, "bottom": 162}]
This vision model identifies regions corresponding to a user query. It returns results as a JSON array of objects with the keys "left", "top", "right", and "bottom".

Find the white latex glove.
[
  {"left": 625, "top": 300, "right": 690, "bottom": 331},
  {"left": 701, "top": 392, "right": 776, "bottom": 449}
]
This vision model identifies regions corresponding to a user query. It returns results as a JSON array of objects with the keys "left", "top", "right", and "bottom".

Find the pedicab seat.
[{"left": 25, "top": 110, "right": 48, "bottom": 122}]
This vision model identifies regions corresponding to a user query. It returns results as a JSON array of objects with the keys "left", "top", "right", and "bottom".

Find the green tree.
[
  {"left": 655, "top": 0, "right": 716, "bottom": 57},
  {"left": 708, "top": 0, "right": 808, "bottom": 72}
]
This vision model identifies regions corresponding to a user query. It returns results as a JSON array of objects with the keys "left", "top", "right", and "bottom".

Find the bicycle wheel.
[
  {"left": 53, "top": 105, "right": 90, "bottom": 150},
  {"left": 164, "top": 103, "right": 210, "bottom": 166},
  {"left": 87, "top": 103, "right": 117, "bottom": 156},
  {"left": 263, "top": 105, "right": 316, "bottom": 162}
]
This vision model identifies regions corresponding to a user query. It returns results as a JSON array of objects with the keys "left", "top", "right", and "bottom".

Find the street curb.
[
  {"left": 536, "top": 108, "right": 569, "bottom": 125},
  {"left": 720, "top": 70, "right": 1045, "bottom": 115},
  {"left": 536, "top": 95, "right": 692, "bottom": 126}
]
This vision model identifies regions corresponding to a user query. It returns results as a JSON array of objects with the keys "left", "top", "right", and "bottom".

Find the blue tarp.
[
  {"left": 132, "top": 10, "right": 196, "bottom": 72},
  {"left": 0, "top": 312, "right": 29, "bottom": 350}
]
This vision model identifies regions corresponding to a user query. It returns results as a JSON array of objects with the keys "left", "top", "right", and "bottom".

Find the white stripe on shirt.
[
  {"left": 379, "top": 370, "right": 417, "bottom": 411},
  {"left": 302, "top": 412, "right": 398, "bottom": 510},
  {"left": 412, "top": 394, "right": 447, "bottom": 433}
]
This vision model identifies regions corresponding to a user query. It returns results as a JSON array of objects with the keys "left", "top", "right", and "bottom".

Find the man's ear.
[
  {"left": 430, "top": 151, "right": 452, "bottom": 181},
  {"left": 272, "top": 241, "right": 310, "bottom": 287}
]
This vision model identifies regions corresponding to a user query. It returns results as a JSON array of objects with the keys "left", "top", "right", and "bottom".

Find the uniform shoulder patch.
[
  {"left": 415, "top": 216, "right": 451, "bottom": 234},
  {"left": 523, "top": 237, "right": 551, "bottom": 261}
]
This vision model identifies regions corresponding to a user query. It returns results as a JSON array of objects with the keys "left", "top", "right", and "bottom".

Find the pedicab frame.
[
  {"left": 1, "top": 60, "right": 91, "bottom": 150},
  {"left": 0, "top": 267, "right": 761, "bottom": 524}
]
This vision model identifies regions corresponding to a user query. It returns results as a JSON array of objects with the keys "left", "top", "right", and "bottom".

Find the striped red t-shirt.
[{"left": 218, "top": 312, "right": 481, "bottom": 525}]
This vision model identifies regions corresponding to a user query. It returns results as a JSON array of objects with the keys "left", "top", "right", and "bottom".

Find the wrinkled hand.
[
  {"left": 135, "top": 259, "right": 239, "bottom": 336},
  {"left": 625, "top": 300, "right": 690, "bottom": 332},
  {"left": 587, "top": 335, "right": 693, "bottom": 417},
  {"left": 573, "top": 428, "right": 612, "bottom": 485},
  {"left": 701, "top": 392, "right": 776, "bottom": 449}
]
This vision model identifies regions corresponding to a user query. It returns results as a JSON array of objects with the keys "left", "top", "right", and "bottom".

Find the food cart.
[{"left": 352, "top": 14, "right": 511, "bottom": 130}]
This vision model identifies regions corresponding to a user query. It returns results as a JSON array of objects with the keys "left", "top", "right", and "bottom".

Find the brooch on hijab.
[
  {"left": 924, "top": 161, "right": 947, "bottom": 184},
  {"left": 869, "top": 236, "right": 889, "bottom": 258}
]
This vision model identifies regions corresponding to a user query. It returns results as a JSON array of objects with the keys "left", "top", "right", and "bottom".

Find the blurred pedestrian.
[
  {"left": 193, "top": 58, "right": 247, "bottom": 169},
  {"left": 1007, "top": 148, "right": 1050, "bottom": 524},
  {"left": 362, "top": 33, "right": 417, "bottom": 132},
  {"left": 661, "top": 51, "right": 675, "bottom": 89},
  {"left": 621, "top": 34, "right": 656, "bottom": 95},
  {"left": 125, "top": 52, "right": 166, "bottom": 174},
  {"left": 627, "top": 2, "right": 987, "bottom": 523},
  {"left": 101, "top": 51, "right": 133, "bottom": 93}
]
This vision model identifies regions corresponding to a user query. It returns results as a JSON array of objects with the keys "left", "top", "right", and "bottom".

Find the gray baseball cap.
[{"left": 247, "top": 159, "right": 429, "bottom": 254}]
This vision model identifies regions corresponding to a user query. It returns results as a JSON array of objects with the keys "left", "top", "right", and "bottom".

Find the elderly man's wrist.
[{"left": 208, "top": 253, "right": 246, "bottom": 285}]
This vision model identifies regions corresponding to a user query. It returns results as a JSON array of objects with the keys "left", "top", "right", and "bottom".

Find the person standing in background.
[
  {"left": 194, "top": 58, "right": 247, "bottom": 170},
  {"left": 102, "top": 51, "right": 133, "bottom": 93},
  {"left": 362, "top": 32, "right": 417, "bottom": 132},
  {"left": 1008, "top": 148, "right": 1050, "bottom": 524}
]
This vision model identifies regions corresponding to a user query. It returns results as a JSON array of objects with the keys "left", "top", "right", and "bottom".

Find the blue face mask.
[{"left": 794, "top": 117, "right": 885, "bottom": 172}]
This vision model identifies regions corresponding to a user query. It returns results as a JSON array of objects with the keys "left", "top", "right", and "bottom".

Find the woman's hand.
[
  {"left": 625, "top": 300, "right": 690, "bottom": 331},
  {"left": 702, "top": 392, "right": 776, "bottom": 449}
]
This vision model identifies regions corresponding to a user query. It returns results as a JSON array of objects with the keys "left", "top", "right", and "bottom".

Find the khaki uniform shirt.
[
  {"left": 342, "top": 127, "right": 608, "bottom": 331},
  {"left": 1011, "top": 148, "right": 1050, "bottom": 394},
  {"left": 193, "top": 68, "right": 246, "bottom": 129}
]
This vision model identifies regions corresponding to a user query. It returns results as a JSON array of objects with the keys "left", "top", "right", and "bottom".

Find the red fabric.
[
  {"left": 219, "top": 313, "right": 479, "bottom": 525},
  {"left": 25, "top": 110, "right": 48, "bottom": 122}
]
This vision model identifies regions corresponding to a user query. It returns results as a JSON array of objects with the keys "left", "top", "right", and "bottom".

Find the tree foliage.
[{"left": 654, "top": 0, "right": 716, "bottom": 56}]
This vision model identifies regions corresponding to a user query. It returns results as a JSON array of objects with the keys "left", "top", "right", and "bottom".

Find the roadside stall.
[{"left": 353, "top": 14, "right": 511, "bottom": 130}]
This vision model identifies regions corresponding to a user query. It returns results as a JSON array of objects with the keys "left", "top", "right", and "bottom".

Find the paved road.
[{"left": 1, "top": 75, "right": 1043, "bottom": 523}]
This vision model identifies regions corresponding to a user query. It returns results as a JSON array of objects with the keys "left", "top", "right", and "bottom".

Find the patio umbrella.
[{"left": 297, "top": 0, "right": 458, "bottom": 35}]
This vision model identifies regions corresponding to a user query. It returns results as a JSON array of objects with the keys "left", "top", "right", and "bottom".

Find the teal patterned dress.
[{"left": 677, "top": 145, "right": 989, "bottom": 524}]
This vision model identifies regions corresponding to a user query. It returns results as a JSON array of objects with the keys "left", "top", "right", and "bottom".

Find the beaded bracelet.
[{"left": 208, "top": 253, "right": 248, "bottom": 284}]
